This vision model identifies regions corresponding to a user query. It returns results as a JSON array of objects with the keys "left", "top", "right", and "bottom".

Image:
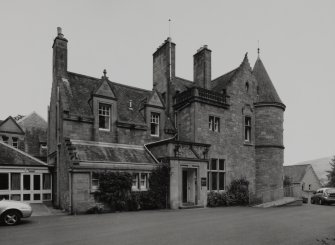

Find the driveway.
[{"left": 1, "top": 204, "right": 335, "bottom": 245}]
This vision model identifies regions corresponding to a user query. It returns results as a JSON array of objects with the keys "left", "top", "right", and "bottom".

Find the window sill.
[
  {"left": 99, "top": 128, "right": 110, "bottom": 132},
  {"left": 243, "top": 142, "right": 253, "bottom": 146}
]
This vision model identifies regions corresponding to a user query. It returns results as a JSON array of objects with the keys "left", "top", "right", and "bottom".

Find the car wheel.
[{"left": 2, "top": 210, "right": 21, "bottom": 226}]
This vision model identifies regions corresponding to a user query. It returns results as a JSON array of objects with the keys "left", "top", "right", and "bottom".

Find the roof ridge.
[
  {"left": 174, "top": 76, "right": 193, "bottom": 84},
  {"left": 68, "top": 71, "right": 152, "bottom": 93},
  {"left": 211, "top": 68, "right": 238, "bottom": 83}
]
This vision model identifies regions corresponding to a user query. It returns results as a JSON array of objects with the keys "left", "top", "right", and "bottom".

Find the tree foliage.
[{"left": 326, "top": 156, "right": 335, "bottom": 187}]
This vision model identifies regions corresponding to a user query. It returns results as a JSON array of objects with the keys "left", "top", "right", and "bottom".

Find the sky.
[{"left": 0, "top": 0, "right": 334, "bottom": 164}]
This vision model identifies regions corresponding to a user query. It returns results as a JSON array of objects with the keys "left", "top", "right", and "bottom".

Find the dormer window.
[
  {"left": 150, "top": 112, "right": 160, "bottom": 136},
  {"left": 98, "top": 103, "right": 111, "bottom": 130}
]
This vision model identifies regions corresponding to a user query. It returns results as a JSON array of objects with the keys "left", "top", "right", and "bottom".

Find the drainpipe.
[
  {"left": 56, "top": 86, "right": 60, "bottom": 207},
  {"left": 68, "top": 169, "right": 73, "bottom": 214}
]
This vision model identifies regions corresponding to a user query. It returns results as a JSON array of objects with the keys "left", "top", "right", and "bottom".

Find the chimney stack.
[
  {"left": 194, "top": 45, "right": 211, "bottom": 89},
  {"left": 52, "top": 27, "right": 68, "bottom": 78}
]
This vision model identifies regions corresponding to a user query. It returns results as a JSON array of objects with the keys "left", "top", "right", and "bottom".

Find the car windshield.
[{"left": 326, "top": 189, "right": 335, "bottom": 194}]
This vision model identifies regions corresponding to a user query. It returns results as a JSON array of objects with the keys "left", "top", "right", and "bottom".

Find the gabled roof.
[
  {"left": 0, "top": 141, "right": 48, "bottom": 167},
  {"left": 173, "top": 77, "right": 194, "bottom": 92},
  {"left": 211, "top": 68, "right": 239, "bottom": 91},
  {"left": 284, "top": 164, "right": 310, "bottom": 184},
  {"left": 210, "top": 53, "right": 250, "bottom": 91},
  {"left": 64, "top": 72, "right": 152, "bottom": 125},
  {"left": 17, "top": 111, "right": 47, "bottom": 131},
  {"left": 253, "top": 57, "right": 283, "bottom": 104},
  {"left": 0, "top": 116, "right": 25, "bottom": 135}
]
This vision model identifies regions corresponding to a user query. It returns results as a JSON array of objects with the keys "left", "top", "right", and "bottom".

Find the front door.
[
  {"left": 182, "top": 168, "right": 198, "bottom": 205},
  {"left": 21, "top": 174, "right": 43, "bottom": 203},
  {"left": 182, "top": 170, "right": 188, "bottom": 203}
]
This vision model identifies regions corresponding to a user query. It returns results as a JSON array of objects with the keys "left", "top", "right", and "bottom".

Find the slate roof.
[
  {"left": 68, "top": 140, "right": 156, "bottom": 170},
  {"left": 211, "top": 68, "right": 239, "bottom": 91},
  {"left": 64, "top": 72, "right": 152, "bottom": 125},
  {"left": 173, "top": 77, "right": 194, "bottom": 92},
  {"left": 0, "top": 141, "right": 48, "bottom": 167},
  {"left": 253, "top": 57, "right": 283, "bottom": 104},
  {"left": 284, "top": 164, "right": 310, "bottom": 184}
]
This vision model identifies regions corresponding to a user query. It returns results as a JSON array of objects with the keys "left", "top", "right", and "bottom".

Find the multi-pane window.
[
  {"left": 209, "top": 116, "right": 220, "bottom": 132},
  {"left": 99, "top": 104, "right": 111, "bottom": 130},
  {"left": 2, "top": 136, "right": 9, "bottom": 144},
  {"left": 140, "top": 173, "right": 148, "bottom": 190},
  {"left": 132, "top": 173, "right": 149, "bottom": 191},
  {"left": 207, "top": 159, "right": 225, "bottom": 191},
  {"left": 12, "top": 138, "right": 18, "bottom": 148},
  {"left": 244, "top": 117, "right": 251, "bottom": 142},
  {"left": 150, "top": 113, "right": 160, "bottom": 136},
  {"left": 91, "top": 173, "right": 99, "bottom": 192}
]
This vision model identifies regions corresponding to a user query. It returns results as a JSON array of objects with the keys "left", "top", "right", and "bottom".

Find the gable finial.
[
  {"left": 168, "top": 19, "right": 171, "bottom": 39},
  {"left": 257, "top": 40, "right": 260, "bottom": 58},
  {"left": 103, "top": 69, "right": 107, "bottom": 78}
]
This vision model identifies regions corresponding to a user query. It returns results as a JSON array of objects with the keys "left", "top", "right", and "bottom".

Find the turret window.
[
  {"left": 150, "top": 112, "right": 160, "bottom": 136},
  {"left": 244, "top": 116, "right": 251, "bottom": 142},
  {"left": 98, "top": 103, "right": 111, "bottom": 130}
]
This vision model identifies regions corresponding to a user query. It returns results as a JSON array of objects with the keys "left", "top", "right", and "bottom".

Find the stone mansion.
[{"left": 48, "top": 28, "right": 285, "bottom": 213}]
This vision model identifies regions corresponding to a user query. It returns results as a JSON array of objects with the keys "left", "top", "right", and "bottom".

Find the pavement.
[
  {"left": 1, "top": 204, "right": 335, "bottom": 245},
  {"left": 254, "top": 197, "right": 303, "bottom": 208},
  {"left": 30, "top": 203, "right": 67, "bottom": 217}
]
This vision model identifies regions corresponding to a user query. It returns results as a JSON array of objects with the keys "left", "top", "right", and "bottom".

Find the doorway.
[{"left": 182, "top": 168, "right": 198, "bottom": 205}]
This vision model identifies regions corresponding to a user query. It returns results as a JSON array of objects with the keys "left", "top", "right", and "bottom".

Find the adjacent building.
[{"left": 48, "top": 28, "right": 285, "bottom": 213}]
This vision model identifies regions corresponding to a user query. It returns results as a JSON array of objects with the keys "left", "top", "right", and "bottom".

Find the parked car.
[
  {"left": 0, "top": 199, "right": 33, "bottom": 225},
  {"left": 311, "top": 188, "right": 335, "bottom": 205}
]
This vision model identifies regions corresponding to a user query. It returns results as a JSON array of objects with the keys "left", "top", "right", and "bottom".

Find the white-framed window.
[
  {"left": 207, "top": 159, "right": 225, "bottom": 191},
  {"left": 0, "top": 173, "right": 9, "bottom": 190},
  {"left": 209, "top": 116, "right": 220, "bottom": 132},
  {"left": 12, "top": 137, "right": 18, "bottom": 148},
  {"left": 2, "top": 136, "right": 9, "bottom": 144},
  {"left": 244, "top": 116, "right": 251, "bottom": 142},
  {"left": 132, "top": 173, "right": 149, "bottom": 191},
  {"left": 132, "top": 173, "right": 139, "bottom": 191},
  {"left": 150, "top": 113, "right": 160, "bottom": 136},
  {"left": 99, "top": 103, "right": 111, "bottom": 130},
  {"left": 140, "top": 173, "right": 148, "bottom": 190}
]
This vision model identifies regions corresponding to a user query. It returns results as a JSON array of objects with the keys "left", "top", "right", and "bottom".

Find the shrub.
[
  {"left": 94, "top": 171, "right": 133, "bottom": 211},
  {"left": 227, "top": 177, "right": 249, "bottom": 206},
  {"left": 147, "top": 163, "right": 170, "bottom": 209},
  {"left": 207, "top": 177, "right": 249, "bottom": 207},
  {"left": 207, "top": 191, "right": 228, "bottom": 207}
]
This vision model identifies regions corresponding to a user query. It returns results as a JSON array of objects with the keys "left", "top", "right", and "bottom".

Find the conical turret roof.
[{"left": 253, "top": 57, "right": 284, "bottom": 105}]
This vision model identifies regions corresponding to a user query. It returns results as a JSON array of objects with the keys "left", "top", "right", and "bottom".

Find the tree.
[{"left": 326, "top": 156, "right": 335, "bottom": 187}]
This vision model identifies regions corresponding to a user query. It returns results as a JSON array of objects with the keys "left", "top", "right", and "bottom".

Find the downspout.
[
  {"left": 68, "top": 168, "right": 73, "bottom": 214},
  {"left": 56, "top": 85, "right": 60, "bottom": 207}
]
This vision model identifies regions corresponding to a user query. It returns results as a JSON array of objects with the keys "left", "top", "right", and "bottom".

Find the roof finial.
[
  {"left": 103, "top": 69, "right": 107, "bottom": 78},
  {"left": 257, "top": 40, "right": 260, "bottom": 58},
  {"left": 168, "top": 19, "right": 171, "bottom": 41}
]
